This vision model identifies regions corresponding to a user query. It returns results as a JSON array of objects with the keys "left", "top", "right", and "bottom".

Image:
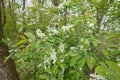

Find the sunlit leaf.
[
  {"left": 77, "top": 58, "right": 85, "bottom": 68},
  {"left": 24, "top": 32, "right": 35, "bottom": 41}
]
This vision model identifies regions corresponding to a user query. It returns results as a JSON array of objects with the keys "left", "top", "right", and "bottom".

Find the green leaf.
[
  {"left": 87, "top": 60, "right": 93, "bottom": 70},
  {"left": 16, "top": 35, "right": 27, "bottom": 46},
  {"left": 106, "top": 61, "right": 120, "bottom": 71},
  {"left": 30, "top": 41, "right": 40, "bottom": 49},
  {"left": 86, "top": 57, "right": 96, "bottom": 70},
  {"left": 102, "top": 50, "right": 110, "bottom": 59},
  {"left": 53, "top": 65, "right": 59, "bottom": 75},
  {"left": 70, "top": 57, "right": 78, "bottom": 67},
  {"left": 59, "top": 63, "right": 64, "bottom": 70},
  {"left": 77, "top": 58, "right": 85, "bottom": 68},
  {"left": 24, "top": 32, "right": 35, "bottom": 41},
  {"left": 39, "top": 75, "right": 47, "bottom": 79},
  {"left": 106, "top": 61, "right": 120, "bottom": 77},
  {"left": 95, "top": 66, "right": 107, "bottom": 76},
  {"left": 69, "top": 70, "right": 80, "bottom": 79},
  {"left": 16, "top": 39, "right": 26, "bottom": 46},
  {"left": 93, "top": 39, "right": 99, "bottom": 47},
  {"left": 96, "top": 61, "right": 120, "bottom": 80},
  {"left": 45, "top": 42, "right": 52, "bottom": 53}
]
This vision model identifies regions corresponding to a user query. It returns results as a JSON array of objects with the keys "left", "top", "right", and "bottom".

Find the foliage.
[
  {"left": 96, "top": 61, "right": 120, "bottom": 80},
  {"left": 3, "top": 0, "right": 120, "bottom": 80}
]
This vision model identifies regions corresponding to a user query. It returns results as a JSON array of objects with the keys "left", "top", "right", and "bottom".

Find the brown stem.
[{"left": 64, "top": 6, "right": 67, "bottom": 26}]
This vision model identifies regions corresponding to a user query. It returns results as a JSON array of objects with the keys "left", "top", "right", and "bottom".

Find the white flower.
[
  {"left": 44, "top": 57, "right": 50, "bottom": 64},
  {"left": 89, "top": 23, "right": 94, "bottom": 27},
  {"left": 79, "top": 68, "right": 82, "bottom": 71},
  {"left": 44, "top": 56, "right": 50, "bottom": 70},
  {"left": 16, "top": 21, "right": 22, "bottom": 25},
  {"left": 47, "top": 27, "right": 59, "bottom": 35},
  {"left": 60, "top": 59, "right": 64, "bottom": 62},
  {"left": 88, "top": 30, "right": 92, "bottom": 33},
  {"left": 59, "top": 42, "right": 64, "bottom": 53},
  {"left": 36, "top": 29, "right": 45, "bottom": 38},
  {"left": 89, "top": 78, "right": 96, "bottom": 80},
  {"left": 80, "top": 45, "right": 84, "bottom": 50},
  {"left": 50, "top": 49, "right": 57, "bottom": 64},
  {"left": 52, "top": 28, "right": 59, "bottom": 34},
  {"left": 44, "top": 0, "right": 53, "bottom": 8},
  {"left": 37, "top": 63, "right": 42, "bottom": 68},
  {"left": 70, "top": 46, "right": 76, "bottom": 51},
  {"left": 62, "top": 24, "right": 74, "bottom": 31},
  {"left": 118, "top": 64, "right": 120, "bottom": 67},
  {"left": 8, "top": 49, "right": 14, "bottom": 53},
  {"left": 89, "top": 73, "right": 106, "bottom": 80},
  {"left": 57, "top": 0, "right": 66, "bottom": 9},
  {"left": 85, "top": 39, "right": 89, "bottom": 44},
  {"left": 81, "top": 38, "right": 85, "bottom": 42},
  {"left": 7, "top": 38, "right": 10, "bottom": 41},
  {"left": 57, "top": 0, "right": 71, "bottom": 9},
  {"left": 90, "top": 74, "right": 96, "bottom": 78}
]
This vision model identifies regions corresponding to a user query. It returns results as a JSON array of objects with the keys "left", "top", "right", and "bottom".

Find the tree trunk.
[
  {"left": 0, "top": 0, "right": 19, "bottom": 80},
  {"left": 51, "top": 0, "right": 59, "bottom": 6},
  {"left": 22, "top": 0, "right": 25, "bottom": 10},
  {"left": 38, "top": 0, "right": 41, "bottom": 3},
  {"left": 0, "top": 45, "right": 19, "bottom": 80}
]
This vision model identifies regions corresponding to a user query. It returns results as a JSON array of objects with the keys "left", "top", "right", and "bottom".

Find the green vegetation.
[{"left": 1, "top": 0, "right": 120, "bottom": 80}]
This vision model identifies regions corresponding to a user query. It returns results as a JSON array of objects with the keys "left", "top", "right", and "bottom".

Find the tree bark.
[
  {"left": 0, "top": 0, "right": 19, "bottom": 80},
  {"left": 22, "top": 0, "right": 25, "bottom": 10},
  {"left": 38, "top": 0, "right": 41, "bottom": 3},
  {"left": 51, "top": 0, "right": 59, "bottom": 6}
]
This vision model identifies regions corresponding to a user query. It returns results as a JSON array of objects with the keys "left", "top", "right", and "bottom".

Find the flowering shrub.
[{"left": 5, "top": 0, "right": 120, "bottom": 80}]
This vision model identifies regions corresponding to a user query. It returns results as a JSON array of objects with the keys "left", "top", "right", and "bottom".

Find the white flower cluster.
[
  {"left": 44, "top": 56, "right": 50, "bottom": 70},
  {"left": 80, "top": 45, "right": 84, "bottom": 50},
  {"left": 47, "top": 27, "right": 59, "bottom": 35},
  {"left": 43, "top": 49, "right": 57, "bottom": 69},
  {"left": 59, "top": 42, "right": 64, "bottom": 53},
  {"left": 70, "top": 46, "right": 76, "bottom": 51},
  {"left": 57, "top": 0, "right": 71, "bottom": 9},
  {"left": 8, "top": 49, "right": 17, "bottom": 53},
  {"left": 89, "top": 23, "right": 94, "bottom": 27},
  {"left": 44, "top": 0, "right": 53, "bottom": 8},
  {"left": 44, "top": 56, "right": 50, "bottom": 64},
  {"left": 89, "top": 73, "right": 107, "bottom": 80},
  {"left": 62, "top": 24, "right": 74, "bottom": 31},
  {"left": 50, "top": 49, "right": 57, "bottom": 64},
  {"left": 36, "top": 29, "right": 45, "bottom": 38}
]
